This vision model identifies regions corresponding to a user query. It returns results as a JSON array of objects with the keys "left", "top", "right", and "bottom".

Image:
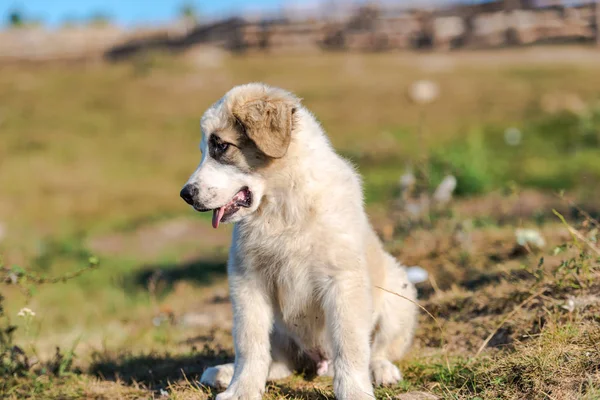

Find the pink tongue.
[{"left": 212, "top": 207, "right": 225, "bottom": 229}]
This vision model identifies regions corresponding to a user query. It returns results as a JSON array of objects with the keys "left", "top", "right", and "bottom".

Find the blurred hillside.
[{"left": 1, "top": 0, "right": 600, "bottom": 63}]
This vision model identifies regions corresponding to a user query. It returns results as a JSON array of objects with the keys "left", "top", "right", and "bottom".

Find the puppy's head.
[{"left": 180, "top": 83, "right": 299, "bottom": 228}]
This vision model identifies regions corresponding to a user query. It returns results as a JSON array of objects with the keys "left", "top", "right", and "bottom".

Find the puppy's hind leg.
[
  {"left": 324, "top": 272, "right": 375, "bottom": 400},
  {"left": 266, "top": 327, "right": 298, "bottom": 381},
  {"left": 370, "top": 255, "right": 418, "bottom": 386}
]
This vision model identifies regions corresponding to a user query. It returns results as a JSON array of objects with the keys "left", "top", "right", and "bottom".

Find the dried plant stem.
[
  {"left": 475, "top": 286, "right": 547, "bottom": 357},
  {"left": 553, "top": 209, "right": 600, "bottom": 256},
  {"left": 1, "top": 259, "right": 99, "bottom": 285},
  {"left": 565, "top": 225, "right": 600, "bottom": 256},
  {"left": 560, "top": 197, "right": 600, "bottom": 229}
]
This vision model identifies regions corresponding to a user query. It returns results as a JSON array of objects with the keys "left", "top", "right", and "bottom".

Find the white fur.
[
  {"left": 185, "top": 139, "right": 265, "bottom": 216},
  {"left": 188, "top": 83, "right": 418, "bottom": 399}
]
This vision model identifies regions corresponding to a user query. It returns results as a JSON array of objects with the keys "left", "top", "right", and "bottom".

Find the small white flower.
[
  {"left": 561, "top": 297, "right": 575, "bottom": 313},
  {"left": 399, "top": 170, "right": 416, "bottom": 190},
  {"left": 408, "top": 80, "right": 440, "bottom": 105},
  {"left": 17, "top": 307, "right": 36, "bottom": 318},
  {"left": 406, "top": 266, "right": 429, "bottom": 284},
  {"left": 432, "top": 175, "right": 457, "bottom": 205},
  {"left": 152, "top": 316, "right": 164, "bottom": 327},
  {"left": 515, "top": 228, "right": 546, "bottom": 249},
  {"left": 504, "top": 127, "right": 522, "bottom": 146}
]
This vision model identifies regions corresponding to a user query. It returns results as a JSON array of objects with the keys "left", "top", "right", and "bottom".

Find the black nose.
[{"left": 180, "top": 184, "right": 197, "bottom": 205}]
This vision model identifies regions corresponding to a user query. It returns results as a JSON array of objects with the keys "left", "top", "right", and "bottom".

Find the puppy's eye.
[{"left": 216, "top": 142, "right": 230, "bottom": 154}]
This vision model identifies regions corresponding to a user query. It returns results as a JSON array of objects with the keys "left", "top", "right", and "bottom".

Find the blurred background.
[{"left": 2, "top": 1, "right": 600, "bottom": 399}]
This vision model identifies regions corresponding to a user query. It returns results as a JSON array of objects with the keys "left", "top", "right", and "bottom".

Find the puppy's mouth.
[{"left": 194, "top": 187, "right": 252, "bottom": 229}]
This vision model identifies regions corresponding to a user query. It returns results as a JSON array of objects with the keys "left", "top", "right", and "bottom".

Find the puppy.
[{"left": 180, "top": 83, "right": 417, "bottom": 400}]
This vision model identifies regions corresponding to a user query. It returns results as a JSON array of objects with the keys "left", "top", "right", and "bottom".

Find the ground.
[{"left": 1, "top": 46, "right": 600, "bottom": 399}]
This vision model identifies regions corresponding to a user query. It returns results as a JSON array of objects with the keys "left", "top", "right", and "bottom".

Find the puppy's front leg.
[
  {"left": 217, "top": 273, "right": 272, "bottom": 400},
  {"left": 324, "top": 273, "right": 375, "bottom": 400}
]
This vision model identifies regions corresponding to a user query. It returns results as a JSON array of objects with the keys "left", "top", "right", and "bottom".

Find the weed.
[{"left": 0, "top": 256, "right": 98, "bottom": 396}]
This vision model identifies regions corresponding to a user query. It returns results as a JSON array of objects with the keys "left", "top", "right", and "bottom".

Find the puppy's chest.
[
  {"left": 273, "top": 275, "right": 326, "bottom": 349},
  {"left": 239, "top": 227, "right": 318, "bottom": 278},
  {"left": 240, "top": 237, "right": 326, "bottom": 344},
  {"left": 236, "top": 223, "right": 329, "bottom": 338}
]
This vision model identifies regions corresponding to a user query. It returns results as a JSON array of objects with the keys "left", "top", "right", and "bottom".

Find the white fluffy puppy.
[{"left": 180, "top": 83, "right": 417, "bottom": 400}]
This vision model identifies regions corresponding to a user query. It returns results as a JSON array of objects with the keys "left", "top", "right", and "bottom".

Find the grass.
[
  {"left": 1, "top": 47, "right": 600, "bottom": 398},
  {"left": 5, "top": 211, "right": 599, "bottom": 399}
]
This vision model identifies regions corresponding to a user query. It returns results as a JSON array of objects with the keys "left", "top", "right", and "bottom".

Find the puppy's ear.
[{"left": 233, "top": 97, "right": 296, "bottom": 159}]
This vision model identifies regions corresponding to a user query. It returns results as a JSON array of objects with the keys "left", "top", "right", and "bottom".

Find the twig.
[
  {"left": 553, "top": 209, "right": 580, "bottom": 246},
  {"left": 1, "top": 257, "right": 99, "bottom": 286},
  {"left": 1, "top": 257, "right": 99, "bottom": 302},
  {"left": 558, "top": 196, "right": 600, "bottom": 229},
  {"left": 553, "top": 209, "right": 600, "bottom": 256},
  {"left": 540, "top": 390, "right": 559, "bottom": 400},
  {"left": 567, "top": 200, "right": 600, "bottom": 228},
  {"left": 180, "top": 368, "right": 201, "bottom": 393},
  {"left": 568, "top": 225, "right": 600, "bottom": 256},
  {"left": 475, "top": 286, "right": 546, "bottom": 357},
  {"left": 428, "top": 273, "right": 442, "bottom": 297}
]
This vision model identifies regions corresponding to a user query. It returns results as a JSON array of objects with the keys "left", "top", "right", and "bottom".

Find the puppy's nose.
[{"left": 180, "top": 184, "right": 198, "bottom": 205}]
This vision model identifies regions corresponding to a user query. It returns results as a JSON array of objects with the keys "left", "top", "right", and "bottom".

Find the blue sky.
[
  {"left": 2, "top": 0, "right": 286, "bottom": 27},
  {"left": 2, "top": 0, "right": 504, "bottom": 27}
]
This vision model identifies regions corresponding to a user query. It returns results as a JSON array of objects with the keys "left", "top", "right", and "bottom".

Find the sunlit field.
[{"left": 2, "top": 46, "right": 600, "bottom": 399}]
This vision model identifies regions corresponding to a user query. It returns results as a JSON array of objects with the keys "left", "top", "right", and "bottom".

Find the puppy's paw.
[
  {"left": 371, "top": 359, "right": 402, "bottom": 386},
  {"left": 334, "top": 373, "right": 374, "bottom": 400},
  {"left": 200, "top": 363, "right": 234, "bottom": 390},
  {"left": 215, "top": 385, "right": 263, "bottom": 400}
]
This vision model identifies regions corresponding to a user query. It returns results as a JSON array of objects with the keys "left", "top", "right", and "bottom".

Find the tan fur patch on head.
[{"left": 229, "top": 84, "right": 300, "bottom": 159}]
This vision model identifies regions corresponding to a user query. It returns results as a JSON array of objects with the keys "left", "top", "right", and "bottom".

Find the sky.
[
  {"left": 1, "top": 0, "right": 288, "bottom": 27},
  {"left": 1, "top": 0, "right": 506, "bottom": 28}
]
